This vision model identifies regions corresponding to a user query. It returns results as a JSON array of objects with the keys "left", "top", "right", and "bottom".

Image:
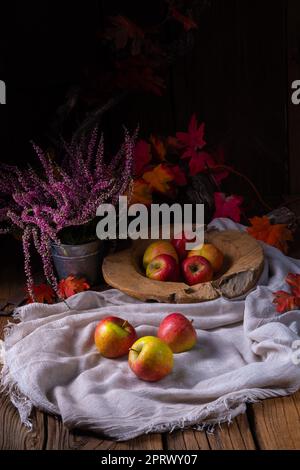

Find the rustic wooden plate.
[{"left": 102, "top": 230, "right": 264, "bottom": 304}]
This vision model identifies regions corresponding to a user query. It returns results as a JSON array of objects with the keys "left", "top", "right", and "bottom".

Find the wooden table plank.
[
  {"left": 166, "top": 430, "right": 211, "bottom": 450},
  {"left": 249, "top": 394, "right": 300, "bottom": 450}
]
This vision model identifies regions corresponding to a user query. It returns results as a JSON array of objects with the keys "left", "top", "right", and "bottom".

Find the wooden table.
[{"left": 1, "top": 237, "right": 300, "bottom": 451}]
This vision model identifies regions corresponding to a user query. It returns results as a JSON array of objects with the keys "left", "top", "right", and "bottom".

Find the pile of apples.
[
  {"left": 143, "top": 233, "right": 224, "bottom": 286},
  {"left": 94, "top": 312, "right": 197, "bottom": 382}
]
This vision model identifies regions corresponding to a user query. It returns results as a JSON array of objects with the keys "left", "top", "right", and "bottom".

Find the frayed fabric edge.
[{"left": 0, "top": 322, "right": 33, "bottom": 430}]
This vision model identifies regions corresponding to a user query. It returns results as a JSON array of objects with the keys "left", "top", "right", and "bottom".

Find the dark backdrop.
[{"left": 0, "top": 0, "right": 296, "bottom": 202}]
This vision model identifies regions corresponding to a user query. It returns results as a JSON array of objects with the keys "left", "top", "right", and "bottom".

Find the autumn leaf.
[
  {"left": 286, "top": 273, "right": 300, "bottom": 297},
  {"left": 273, "top": 290, "right": 300, "bottom": 314},
  {"left": 177, "top": 115, "right": 206, "bottom": 159},
  {"left": 143, "top": 164, "right": 175, "bottom": 195},
  {"left": 129, "top": 179, "right": 153, "bottom": 205},
  {"left": 171, "top": 8, "right": 198, "bottom": 31},
  {"left": 115, "top": 56, "right": 165, "bottom": 95},
  {"left": 134, "top": 140, "right": 151, "bottom": 177},
  {"left": 247, "top": 216, "right": 293, "bottom": 254},
  {"left": 213, "top": 192, "right": 243, "bottom": 223},
  {"left": 189, "top": 150, "right": 215, "bottom": 176},
  {"left": 150, "top": 135, "right": 166, "bottom": 161},
  {"left": 58, "top": 276, "right": 90, "bottom": 299},
  {"left": 104, "top": 16, "right": 144, "bottom": 51},
  {"left": 169, "top": 165, "right": 187, "bottom": 186},
  {"left": 26, "top": 283, "right": 56, "bottom": 304}
]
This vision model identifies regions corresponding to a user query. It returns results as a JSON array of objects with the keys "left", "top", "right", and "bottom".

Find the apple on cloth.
[
  {"left": 182, "top": 256, "right": 213, "bottom": 286},
  {"left": 158, "top": 313, "right": 197, "bottom": 353},
  {"left": 94, "top": 316, "right": 137, "bottom": 358},
  {"left": 128, "top": 336, "right": 173, "bottom": 382}
]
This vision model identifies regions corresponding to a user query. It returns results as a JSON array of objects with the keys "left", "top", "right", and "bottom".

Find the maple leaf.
[
  {"left": 129, "top": 179, "right": 152, "bottom": 205},
  {"left": 115, "top": 56, "right": 165, "bottom": 95},
  {"left": 104, "top": 16, "right": 144, "bottom": 51},
  {"left": 143, "top": 164, "right": 175, "bottom": 195},
  {"left": 189, "top": 150, "right": 215, "bottom": 176},
  {"left": 207, "top": 147, "right": 230, "bottom": 184},
  {"left": 213, "top": 192, "right": 243, "bottom": 223},
  {"left": 247, "top": 217, "right": 293, "bottom": 254},
  {"left": 150, "top": 135, "right": 166, "bottom": 161},
  {"left": 26, "top": 283, "right": 56, "bottom": 304},
  {"left": 273, "top": 290, "right": 300, "bottom": 314},
  {"left": 176, "top": 114, "right": 206, "bottom": 156},
  {"left": 58, "top": 276, "right": 90, "bottom": 299},
  {"left": 171, "top": 8, "right": 198, "bottom": 31},
  {"left": 134, "top": 140, "right": 152, "bottom": 177},
  {"left": 169, "top": 165, "right": 187, "bottom": 186},
  {"left": 286, "top": 273, "right": 300, "bottom": 297}
]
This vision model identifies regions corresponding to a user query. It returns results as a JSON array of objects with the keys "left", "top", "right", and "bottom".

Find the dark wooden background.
[{"left": 0, "top": 0, "right": 299, "bottom": 201}]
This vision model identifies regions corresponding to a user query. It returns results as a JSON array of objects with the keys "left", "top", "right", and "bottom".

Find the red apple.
[
  {"left": 188, "top": 243, "right": 224, "bottom": 273},
  {"left": 128, "top": 336, "right": 173, "bottom": 382},
  {"left": 94, "top": 316, "right": 137, "bottom": 359},
  {"left": 171, "top": 232, "right": 196, "bottom": 261},
  {"left": 143, "top": 241, "right": 178, "bottom": 269},
  {"left": 182, "top": 256, "right": 213, "bottom": 286},
  {"left": 158, "top": 313, "right": 197, "bottom": 353},
  {"left": 146, "top": 254, "right": 180, "bottom": 282}
]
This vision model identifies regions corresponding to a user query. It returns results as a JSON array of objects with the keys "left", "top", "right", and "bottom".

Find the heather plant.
[{"left": 0, "top": 127, "right": 136, "bottom": 298}]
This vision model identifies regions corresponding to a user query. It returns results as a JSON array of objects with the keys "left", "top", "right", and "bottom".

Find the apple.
[
  {"left": 182, "top": 256, "right": 213, "bottom": 286},
  {"left": 128, "top": 336, "right": 173, "bottom": 382},
  {"left": 94, "top": 316, "right": 137, "bottom": 359},
  {"left": 188, "top": 243, "right": 224, "bottom": 273},
  {"left": 157, "top": 313, "right": 197, "bottom": 353},
  {"left": 143, "top": 241, "right": 178, "bottom": 269},
  {"left": 146, "top": 254, "right": 180, "bottom": 282},
  {"left": 171, "top": 232, "right": 196, "bottom": 261}
]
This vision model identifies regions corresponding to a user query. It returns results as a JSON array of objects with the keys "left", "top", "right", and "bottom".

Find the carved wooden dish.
[{"left": 102, "top": 230, "right": 264, "bottom": 303}]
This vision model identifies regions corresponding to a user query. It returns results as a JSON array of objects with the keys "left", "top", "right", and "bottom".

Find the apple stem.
[
  {"left": 129, "top": 348, "right": 138, "bottom": 353},
  {"left": 122, "top": 320, "right": 128, "bottom": 329},
  {"left": 190, "top": 319, "right": 194, "bottom": 324}
]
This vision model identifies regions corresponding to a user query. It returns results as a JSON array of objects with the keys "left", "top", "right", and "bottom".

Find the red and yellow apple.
[
  {"left": 158, "top": 313, "right": 197, "bottom": 353},
  {"left": 146, "top": 254, "right": 180, "bottom": 282},
  {"left": 171, "top": 232, "right": 196, "bottom": 261},
  {"left": 188, "top": 243, "right": 224, "bottom": 273},
  {"left": 128, "top": 336, "right": 173, "bottom": 382},
  {"left": 143, "top": 241, "right": 178, "bottom": 269},
  {"left": 182, "top": 256, "right": 213, "bottom": 286},
  {"left": 94, "top": 316, "right": 137, "bottom": 359}
]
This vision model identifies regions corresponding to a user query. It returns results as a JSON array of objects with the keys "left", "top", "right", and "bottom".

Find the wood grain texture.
[
  {"left": 103, "top": 230, "right": 264, "bottom": 303},
  {"left": 249, "top": 393, "right": 300, "bottom": 450}
]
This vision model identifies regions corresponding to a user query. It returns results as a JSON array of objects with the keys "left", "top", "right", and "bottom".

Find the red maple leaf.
[
  {"left": 273, "top": 290, "right": 300, "bottom": 314},
  {"left": 176, "top": 114, "right": 206, "bottom": 157},
  {"left": 134, "top": 140, "right": 151, "bottom": 177},
  {"left": 189, "top": 150, "right": 215, "bottom": 176},
  {"left": 58, "top": 276, "right": 90, "bottom": 299},
  {"left": 26, "top": 283, "right": 56, "bottom": 304},
  {"left": 171, "top": 8, "right": 198, "bottom": 31},
  {"left": 286, "top": 273, "right": 300, "bottom": 297},
  {"left": 169, "top": 165, "right": 187, "bottom": 186},
  {"left": 213, "top": 192, "right": 243, "bottom": 223}
]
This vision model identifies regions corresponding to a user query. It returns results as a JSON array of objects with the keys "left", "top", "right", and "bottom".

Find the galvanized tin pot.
[{"left": 51, "top": 240, "right": 104, "bottom": 286}]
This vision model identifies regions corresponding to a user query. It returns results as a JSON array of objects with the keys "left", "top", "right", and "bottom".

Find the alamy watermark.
[
  {"left": 96, "top": 196, "right": 205, "bottom": 250},
  {"left": 0, "top": 80, "right": 6, "bottom": 104}
]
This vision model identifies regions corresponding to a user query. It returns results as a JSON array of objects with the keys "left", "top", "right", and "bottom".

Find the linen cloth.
[{"left": 1, "top": 218, "right": 300, "bottom": 441}]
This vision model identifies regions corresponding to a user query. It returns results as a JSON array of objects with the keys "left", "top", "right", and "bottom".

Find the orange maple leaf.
[
  {"left": 58, "top": 276, "right": 90, "bottom": 299},
  {"left": 142, "top": 164, "right": 175, "bottom": 195},
  {"left": 247, "top": 216, "right": 293, "bottom": 254},
  {"left": 171, "top": 8, "right": 198, "bottom": 31},
  {"left": 129, "top": 179, "right": 153, "bottom": 205},
  {"left": 150, "top": 135, "right": 167, "bottom": 161},
  {"left": 26, "top": 283, "right": 56, "bottom": 304}
]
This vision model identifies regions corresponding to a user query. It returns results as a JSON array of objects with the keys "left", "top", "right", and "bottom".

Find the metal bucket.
[{"left": 51, "top": 239, "right": 104, "bottom": 286}]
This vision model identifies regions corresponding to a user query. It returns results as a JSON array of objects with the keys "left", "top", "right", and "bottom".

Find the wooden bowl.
[{"left": 102, "top": 230, "right": 264, "bottom": 304}]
